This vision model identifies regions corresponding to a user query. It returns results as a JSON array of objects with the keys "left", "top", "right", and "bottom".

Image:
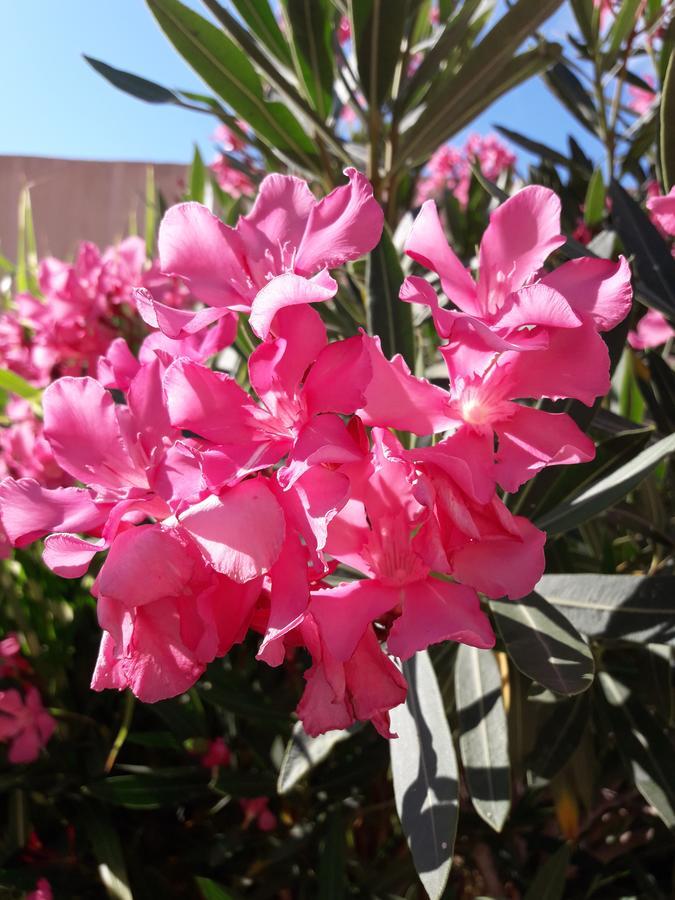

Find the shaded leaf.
[
  {"left": 80, "top": 803, "right": 133, "bottom": 900},
  {"left": 318, "top": 809, "right": 346, "bottom": 900},
  {"left": 535, "top": 574, "right": 675, "bottom": 646},
  {"left": 189, "top": 145, "right": 206, "bottom": 203},
  {"left": 537, "top": 432, "right": 675, "bottom": 534},
  {"left": 527, "top": 693, "right": 590, "bottom": 779},
  {"left": 390, "top": 651, "right": 459, "bottom": 900},
  {"left": 661, "top": 49, "right": 675, "bottom": 191},
  {"left": 489, "top": 592, "right": 595, "bottom": 695},
  {"left": 277, "top": 722, "right": 358, "bottom": 795},
  {"left": 195, "top": 877, "right": 237, "bottom": 900},
  {"left": 366, "top": 225, "right": 415, "bottom": 368},
  {"left": 455, "top": 646, "right": 510, "bottom": 831},
  {"left": 607, "top": 0, "right": 642, "bottom": 58},
  {"left": 495, "top": 124, "right": 590, "bottom": 174},
  {"left": 351, "top": 0, "right": 408, "bottom": 107},
  {"left": 284, "top": 0, "right": 334, "bottom": 119},
  {"left": 0, "top": 369, "right": 42, "bottom": 402},
  {"left": 522, "top": 842, "right": 571, "bottom": 900},
  {"left": 229, "top": 0, "right": 292, "bottom": 67},
  {"left": 609, "top": 179, "right": 675, "bottom": 319},
  {"left": 84, "top": 55, "right": 181, "bottom": 104},
  {"left": 545, "top": 62, "right": 599, "bottom": 136}
]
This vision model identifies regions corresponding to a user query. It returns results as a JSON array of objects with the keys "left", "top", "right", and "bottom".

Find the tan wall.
[{"left": 0, "top": 155, "right": 187, "bottom": 262}]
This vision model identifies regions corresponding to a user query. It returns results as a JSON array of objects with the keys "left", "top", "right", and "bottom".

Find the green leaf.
[
  {"left": 87, "top": 769, "right": 210, "bottom": 809},
  {"left": 195, "top": 876, "right": 237, "bottom": 900},
  {"left": 283, "top": 0, "right": 334, "bottom": 120},
  {"left": 661, "top": 50, "right": 675, "bottom": 191},
  {"left": 522, "top": 842, "right": 571, "bottom": 900},
  {"left": 15, "top": 186, "right": 39, "bottom": 295},
  {"left": 389, "top": 651, "right": 459, "bottom": 900},
  {"left": 545, "top": 62, "right": 599, "bottom": 137},
  {"left": 144, "top": 165, "right": 157, "bottom": 257},
  {"left": 599, "top": 670, "right": 675, "bottom": 828},
  {"left": 228, "top": 0, "right": 293, "bottom": 66},
  {"left": 350, "top": 0, "right": 408, "bottom": 108},
  {"left": 0, "top": 369, "right": 42, "bottom": 402},
  {"left": 609, "top": 179, "right": 675, "bottom": 319},
  {"left": 189, "top": 145, "right": 206, "bottom": 203},
  {"left": 584, "top": 167, "right": 605, "bottom": 226},
  {"left": 79, "top": 803, "right": 134, "bottom": 900},
  {"left": 454, "top": 646, "right": 510, "bottom": 832},
  {"left": 84, "top": 55, "right": 181, "bottom": 104},
  {"left": 318, "top": 809, "right": 346, "bottom": 900},
  {"left": 489, "top": 592, "right": 595, "bottom": 696},
  {"left": 536, "top": 432, "right": 675, "bottom": 534},
  {"left": 366, "top": 225, "right": 415, "bottom": 368},
  {"left": 495, "top": 125, "right": 591, "bottom": 174},
  {"left": 400, "top": 0, "right": 565, "bottom": 161},
  {"left": 606, "top": 0, "right": 642, "bottom": 59},
  {"left": 277, "top": 721, "right": 358, "bottom": 794},
  {"left": 535, "top": 574, "right": 675, "bottom": 646},
  {"left": 146, "top": 0, "right": 317, "bottom": 168},
  {"left": 527, "top": 693, "right": 590, "bottom": 780}
]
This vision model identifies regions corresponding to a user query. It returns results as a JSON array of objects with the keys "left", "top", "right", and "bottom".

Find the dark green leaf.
[
  {"left": 318, "top": 809, "right": 346, "bottom": 900},
  {"left": 661, "top": 50, "right": 675, "bottom": 191},
  {"left": 283, "top": 0, "right": 334, "bottom": 119},
  {"left": 390, "top": 651, "right": 459, "bottom": 900},
  {"left": 495, "top": 125, "right": 591, "bottom": 174},
  {"left": 277, "top": 722, "right": 358, "bottom": 794},
  {"left": 609, "top": 179, "right": 675, "bottom": 319},
  {"left": 229, "top": 0, "right": 293, "bottom": 66},
  {"left": 599, "top": 670, "right": 675, "bottom": 827},
  {"left": 537, "top": 432, "right": 675, "bottom": 534},
  {"left": 584, "top": 167, "right": 605, "bottom": 226},
  {"left": 79, "top": 803, "right": 133, "bottom": 900},
  {"left": 146, "top": 0, "right": 317, "bottom": 167},
  {"left": 84, "top": 55, "right": 181, "bottom": 104},
  {"left": 527, "top": 693, "right": 590, "bottom": 779},
  {"left": 523, "top": 842, "right": 571, "bottom": 900},
  {"left": 195, "top": 876, "right": 237, "bottom": 900},
  {"left": 535, "top": 574, "right": 675, "bottom": 646},
  {"left": 607, "top": 0, "right": 642, "bottom": 59},
  {"left": 87, "top": 769, "right": 211, "bottom": 809},
  {"left": 366, "top": 225, "right": 415, "bottom": 368},
  {"left": 455, "top": 646, "right": 510, "bottom": 831},
  {"left": 489, "top": 592, "right": 595, "bottom": 695},
  {"left": 351, "top": 0, "right": 408, "bottom": 107},
  {"left": 545, "top": 62, "right": 599, "bottom": 137}
]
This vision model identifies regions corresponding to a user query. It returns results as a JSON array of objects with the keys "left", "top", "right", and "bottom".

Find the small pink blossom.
[
  {"left": 627, "top": 74, "right": 656, "bottom": 115},
  {"left": 628, "top": 308, "right": 675, "bottom": 349},
  {"left": 0, "top": 687, "right": 56, "bottom": 764},
  {"left": 240, "top": 796, "right": 277, "bottom": 831},
  {"left": 200, "top": 737, "right": 231, "bottom": 768},
  {"left": 26, "top": 878, "right": 53, "bottom": 900}
]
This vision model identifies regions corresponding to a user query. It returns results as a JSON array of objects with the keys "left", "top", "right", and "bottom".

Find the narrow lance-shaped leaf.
[
  {"left": 606, "top": 0, "right": 642, "bottom": 59},
  {"left": 522, "top": 842, "right": 571, "bottom": 900},
  {"left": 584, "top": 167, "right": 605, "bottom": 226},
  {"left": 350, "top": 0, "right": 408, "bottom": 108},
  {"left": 661, "top": 50, "right": 675, "bottom": 192},
  {"left": 146, "top": 0, "right": 318, "bottom": 169},
  {"left": 544, "top": 62, "right": 599, "bottom": 137},
  {"left": 366, "top": 225, "right": 415, "bottom": 369},
  {"left": 534, "top": 574, "right": 675, "bottom": 646},
  {"left": 455, "top": 646, "right": 511, "bottom": 832},
  {"left": 145, "top": 164, "right": 157, "bottom": 258},
  {"left": 277, "top": 721, "right": 359, "bottom": 794},
  {"left": 189, "top": 145, "right": 206, "bottom": 204},
  {"left": 194, "top": 877, "right": 236, "bottom": 900},
  {"left": 389, "top": 651, "right": 459, "bottom": 900},
  {"left": 537, "top": 432, "right": 675, "bottom": 534},
  {"left": 489, "top": 592, "right": 595, "bottom": 696},
  {"left": 229, "top": 0, "right": 293, "bottom": 67},
  {"left": 527, "top": 693, "right": 590, "bottom": 780},
  {"left": 84, "top": 55, "right": 182, "bottom": 104},
  {"left": 283, "top": 0, "right": 334, "bottom": 120},
  {"left": 0, "top": 369, "right": 42, "bottom": 403},
  {"left": 318, "top": 809, "right": 347, "bottom": 900},
  {"left": 609, "top": 179, "right": 675, "bottom": 319},
  {"left": 79, "top": 803, "right": 134, "bottom": 900},
  {"left": 495, "top": 124, "right": 591, "bottom": 174},
  {"left": 15, "top": 186, "right": 39, "bottom": 295},
  {"left": 599, "top": 670, "right": 675, "bottom": 828}
]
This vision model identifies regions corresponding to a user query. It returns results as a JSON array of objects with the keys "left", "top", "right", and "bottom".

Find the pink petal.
[
  {"left": 647, "top": 188, "right": 675, "bottom": 236},
  {"left": 178, "top": 478, "right": 285, "bottom": 582},
  {"left": 344, "top": 628, "right": 407, "bottom": 733},
  {"left": 0, "top": 478, "right": 105, "bottom": 547},
  {"left": 387, "top": 579, "right": 494, "bottom": 659},
  {"left": 541, "top": 256, "right": 633, "bottom": 331},
  {"left": 43, "top": 377, "right": 146, "bottom": 490},
  {"left": 357, "top": 335, "right": 450, "bottom": 434},
  {"left": 495, "top": 405, "right": 595, "bottom": 492},
  {"left": 97, "top": 338, "right": 139, "bottom": 390},
  {"left": 280, "top": 414, "right": 364, "bottom": 488},
  {"left": 496, "top": 282, "right": 582, "bottom": 330},
  {"left": 42, "top": 533, "right": 106, "bottom": 578},
  {"left": 303, "top": 335, "right": 371, "bottom": 416},
  {"left": 158, "top": 202, "right": 250, "bottom": 308},
  {"left": 8, "top": 727, "right": 41, "bottom": 764},
  {"left": 274, "top": 467, "right": 350, "bottom": 561},
  {"left": 628, "top": 308, "right": 675, "bottom": 350},
  {"left": 257, "top": 536, "right": 310, "bottom": 666},
  {"left": 404, "top": 201, "right": 479, "bottom": 313},
  {"left": 249, "top": 272, "right": 338, "bottom": 340},
  {"left": 478, "top": 185, "right": 565, "bottom": 305},
  {"left": 310, "top": 579, "right": 397, "bottom": 661},
  {"left": 240, "top": 173, "right": 316, "bottom": 257},
  {"left": 294, "top": 168, "right": 384, "bottom": 274},
  {"left": 135, "top": 287, "right": 230, "bottom": 338},
  {"left": 96, "top": 525, "right": 195, "bottom": 608}
]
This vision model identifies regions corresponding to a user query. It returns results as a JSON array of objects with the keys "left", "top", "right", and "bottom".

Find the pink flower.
[
  {"left": 0, "top": 632, "right": 31, "bottom": 679},
  {"left": 240, "top": 796, "right": 277, "bottom": 831},
  {"left": 201, "top": 737, "right": 231, "bottom": 768},
  {"left": 416, "top": 135, "right": 515, "bottom": 206},
  {"left": 627, "top": 74, "right": 656, "bottom": 116},
  {"left": 628, "top": 308, "right": 675, "bottom": 349},
  {"left": 27, "top": 878, "right": 53, "bottom": 900},
  {"left": 152, "top": 168, "right": 383, "bottom": 337},
  {"left": 338, "top": 15, "right": 351, "bottom": 45},
  {"left": 647, "top": 186, "right": 675, "bottom": 236},
  {"left": 212, "top": 121, "right": 248, "bottom": 153},
  {"left": 209, "top": 155, "right": 256, "bottom": 198},
  {"left": 0, "top": 687, "right": 56, "bottom": 764}
]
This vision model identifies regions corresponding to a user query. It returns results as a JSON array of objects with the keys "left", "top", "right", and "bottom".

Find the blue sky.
[{"left": 0, "top": 1, "right": 600, "bottom": 169}]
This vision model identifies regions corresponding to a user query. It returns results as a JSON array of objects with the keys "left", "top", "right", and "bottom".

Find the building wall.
[{"left": 0, "top": 155, "right": 187, "bottom": 262}]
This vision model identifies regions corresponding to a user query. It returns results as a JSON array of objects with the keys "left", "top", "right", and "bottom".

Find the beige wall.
[{"left": 0, "top": 155, "right": 187, "bottom": 262}]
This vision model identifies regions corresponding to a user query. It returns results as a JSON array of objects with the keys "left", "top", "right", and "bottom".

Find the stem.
[{"left": 104, "top": 691, "right": 135, "bottom": 773}]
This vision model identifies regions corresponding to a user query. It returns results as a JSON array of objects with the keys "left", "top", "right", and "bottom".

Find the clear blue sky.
[{"left": 0, "top": 1, "right": 600, "bottom": 169}]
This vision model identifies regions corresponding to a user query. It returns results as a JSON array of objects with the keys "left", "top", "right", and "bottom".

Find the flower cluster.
[
  {"left": 0, "top": 634, "right": 55, "bottom": 764},
  {"left": 0, "top": 172, "right": 632, "bottom": 739},
  {"left": 209, "top": 122, "right": 259, "bottom": 198},
  {"left": 416, "top": 134, "right": 516, "bottom": 206}
]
